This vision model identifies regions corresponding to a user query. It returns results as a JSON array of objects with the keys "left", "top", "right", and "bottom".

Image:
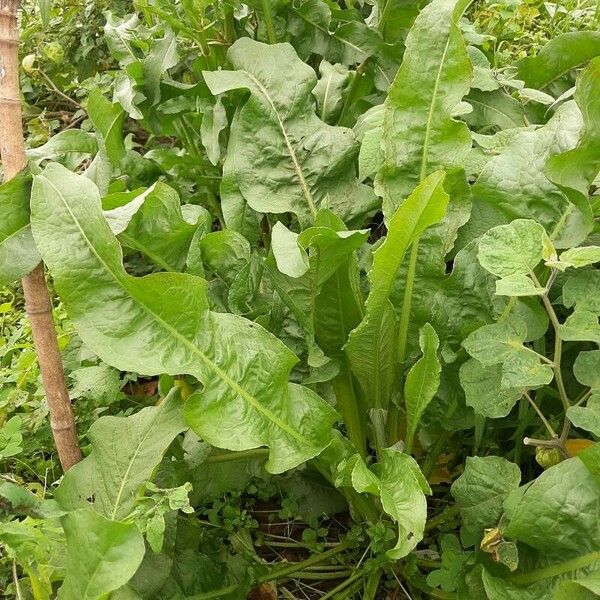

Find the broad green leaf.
[
  {"left": 404, "top": 323, "right": 441, "bottom": 451},
  {"left": 31, "top": 164, "right": 337, "bottom": 474},
  {"left": 465, "top": 89, "right": 527, "bottom": 131},
  {"left": 87, "top": 89, "right": 126, "bottom": 166},
  {"left": 463, "top": 317, "right": 553, "bottom": 388},
  {"left": 312, "top": 60, "right": 350, "bottom": 124},
  {"left": 345, "top": 171, "right": 449, "bottom": 409},
  {"left": 336, "top": 448, "right": 430, "bottom": 559},
  {"left": 459, "top": 360, "right": 522, "bottom": 418},
  {"left": 451, "top": 456, "right": 521, "bottom": 540},
  {"left": 377, "top": 0, "right": 473, "bottom": 217},
  {"left": 462, "top": 101, "right": 590, "bottom": 249},
  {"left": 143, "top": 30, "right": 178, "bottom": 106},
  {"left": 560, "top": 270, "right": 600, "bottom": 343},
  {"left": 59, "top": 509, "right": 145, "bottom": 600},
  {"left": 26, "top": 129, "right": 98, "bottom": 167},
  {"left": 517, "top": 31, "right": 600, "bottom": 89},
  {"left": 495, "top": 274, "right": 546, "bottom": 297},
  {"left": 568, "top": 397, "right": 600, "bottom": 438},
  {"left": 268, "top": 212, "right": 369, "bottom": 369},
  {"left": 271, "top": 223, "right": 312, "bottom": 279},
  {"left": 69, "top": 364, "right": 122, "bottom": 406},
  {"left": 200, "top": 97, "right": 227, "bottom": 166},
  {"left": 574, "top": 350, "right": 600, "bottom": 389},
  {"left": 0, "top": 481, "right": 64, "bottom": 519},
  {"left": 552, "top": 247, "right": 600, "bottom": 271},
  {"left": 56, "top": 390, "right": 187, "bottom": 519},
  {"left": 546, "top": 58, "right": 600, "bottom": 213},
  {"left": 506, "top": 458, "right": 600, "bottom": 556},
  {"left": 477, "top": 220, "right": 548, "bottom": 278},
  {"left": 287, "top": 0, "right": 382, "bottom": 66},
  {"left": 103, "top": 182, "right": 199, "bottom": 272},
  {"left": 460, "top": 316, "right": 513, "bottom": 357},
  {"left": 555, "top": 571, "right": 600, "bottom": 600},
  {"left": 0, "top": 170, "right": 40, "bottom": 285},
  {"left": 203, "top": 38, "right": 376, "bottom": 226},
  {"left": 104, "top": 13, "right": 141, "bottom": 65}
]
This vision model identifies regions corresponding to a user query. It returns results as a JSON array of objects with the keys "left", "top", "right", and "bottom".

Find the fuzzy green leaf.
[
  {"left": 567, "top": 396, "right": 600, "bottom": 438},
  {"left": 517, "top": 31, "right": 600, "bottom": 89},
  {"left": 460, "top": 360, "right": 522, "bottom": 418},
  {"left": 451, "top": 456, "right": 521, "bottom": 539},
  {"left": 477, "top": 220, "right": 548, "bottom": 278},
  {"left": 87, "top": 89, "right": 126, "bottom": 166}
]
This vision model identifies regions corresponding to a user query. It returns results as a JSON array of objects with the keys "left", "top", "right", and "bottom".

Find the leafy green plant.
[{"left": 2, "top": 0, "right": 600, "bottom": 598}]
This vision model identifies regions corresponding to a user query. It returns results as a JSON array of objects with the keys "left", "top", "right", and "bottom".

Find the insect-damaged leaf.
[
  {"left": 31, "top": 164, "right": 338, "bottom": 475},
  {"left": 203, "top": 37, "right": 376, "bottom": 226}
]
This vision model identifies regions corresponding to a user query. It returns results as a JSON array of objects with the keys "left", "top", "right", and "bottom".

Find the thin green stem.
[
  {"left": 397, "top": 239, "right": 420, "bottom": 365},
  {"left": 421, "top": 428, "right": 450, "bottom": 480},
  {"left": 370, "top": 408, "right": 388, "bottom": 460},
  {"left": 320, "top": 570, "right": 365, "bottom": 600},
  {"left": 13, "top": 562, "right": 23, "bottom": 600},
  {"left": 511, "top": 551, "right": 600, "bottom": 585},
  {"left": 337, "top": 58, "right": 370, "bottom": 127},
  {"left": 333, "top": 363, "right": 367, "bottom": 459},
  {"left": 293, "top": 570, "right": 353, "bottom": 580},
  {"left": 187, "top": 585, "right": 241, "bottom": 599},
  {"left": 523, "top": 392, "right": 557, "bottom": 438},
  {"left": 257, "top": 540, "right": 352, "bottom": 583},
  {"left": 205, "top": 448, "right": 269, "bottom": 464},
  {"left": 261, "top": 0, "right": 277, "bottom": 44},
  {"left": 424, "top": 504, "right": 460, "bottom": 532}
]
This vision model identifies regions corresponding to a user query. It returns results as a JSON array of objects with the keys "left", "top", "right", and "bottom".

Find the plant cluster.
[{"left": 2, "top": 0, "right": 600, "bottom": 599}]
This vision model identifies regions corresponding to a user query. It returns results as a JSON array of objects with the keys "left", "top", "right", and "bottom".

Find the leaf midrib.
[
  {"left": 40, "top": 176, "right": 311, "bottom": 449},
  {"left": 244, "top": 71, "right": 318, "bottom": 218}
]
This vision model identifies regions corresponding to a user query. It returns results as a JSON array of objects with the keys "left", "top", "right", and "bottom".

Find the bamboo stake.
[{"left": 0, "top": 0, "right": 81, "bottom": 470}]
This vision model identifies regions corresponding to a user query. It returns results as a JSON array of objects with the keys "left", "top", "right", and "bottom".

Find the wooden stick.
[{"left": 0, "top": 0, "right": 81, "bottom": 470}]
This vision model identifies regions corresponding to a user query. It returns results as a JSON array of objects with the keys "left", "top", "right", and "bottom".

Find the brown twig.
[{"left": 0, "top": 0, "right": 81, "bottom": 471}]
